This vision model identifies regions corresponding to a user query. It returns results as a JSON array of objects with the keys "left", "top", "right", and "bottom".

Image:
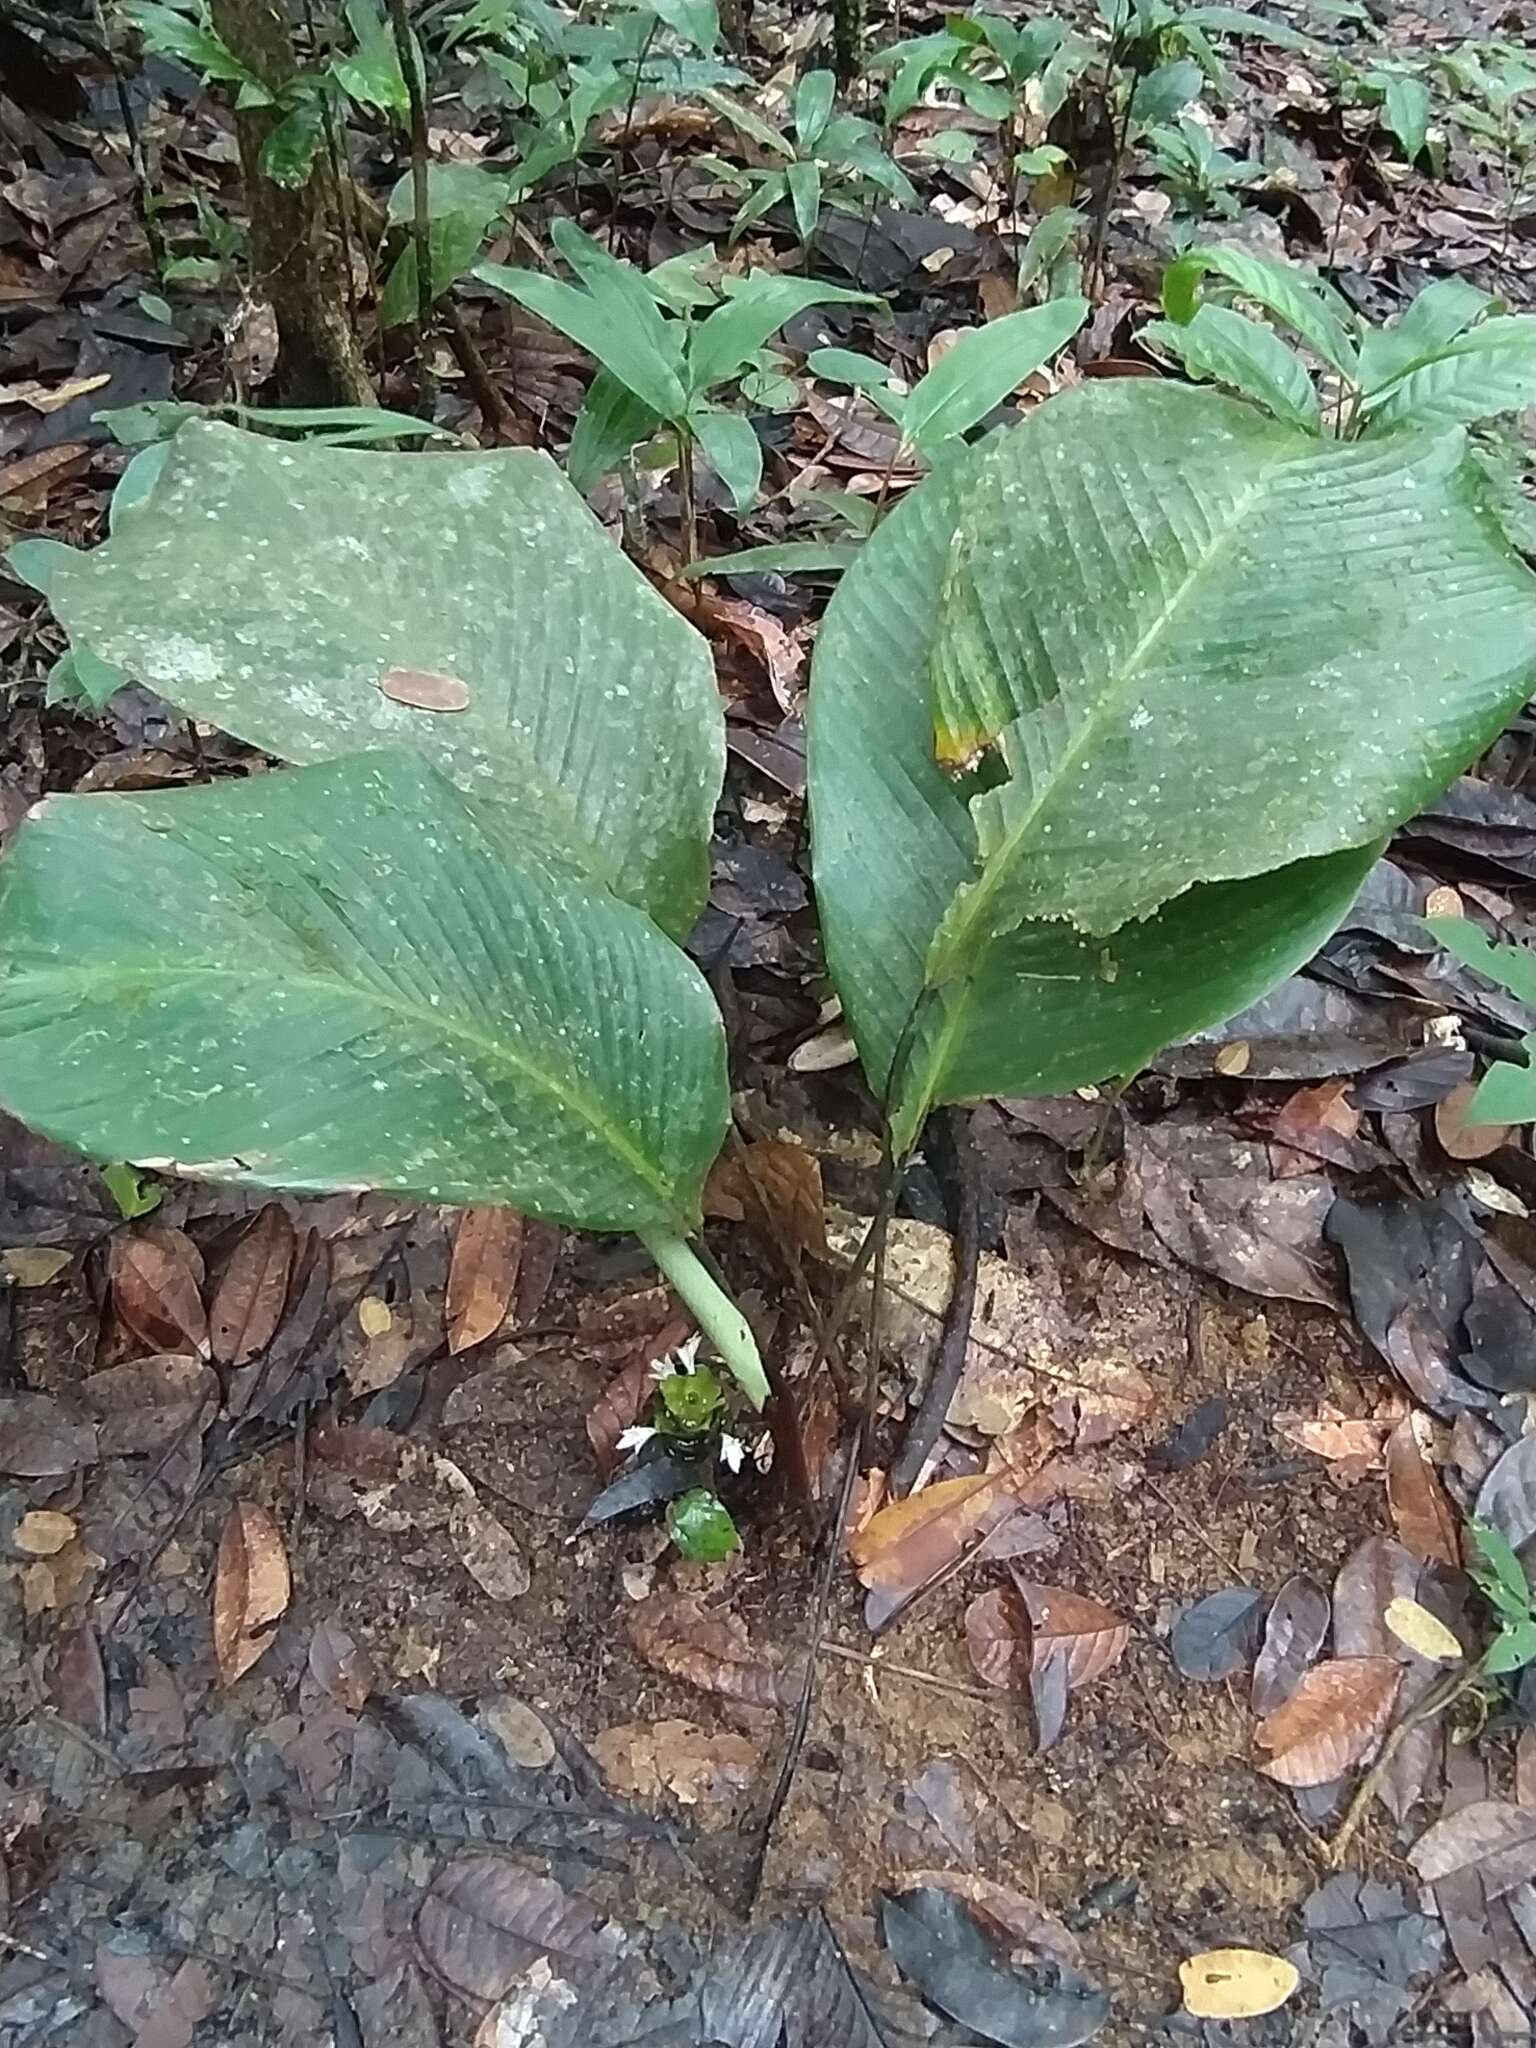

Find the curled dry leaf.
[
  {"left": 852, "top": 1470, "right": 1026, "bottom": 1630},
  {"left": 628, "top": 1592, "right": 792, "bottom": 1709},
  {"left": 80, "top": 1355, "right": 219, "bottom": 1456},
  {"left": 1385, "top": 1414, "right": 1459, "bottom": 1568},
  {"left": 1180, "top": 1949, "right": 1299, "bottom": 2020},
  {"left": 704, "top": 1141, "right": 828, "bottom": 1262},
  {"left": 586, "top": 1352, "right": 655, "bottom": 1480},
  {"left": 416, "top": 1854, "right": 625, "bottom": 2004},
  {"left": 109, "top": 1226, "right": 209, "bottom": 1358},
  {"left": 447, "top": 1206, "right": 524, "bottom": 1354},
  {"left": 1409, "top": 1799, "right": 1536, "bottom": 1898},
  {"left": 1435, "top": 1081, "right": 1509, "bottom": 1161},
  {"left": 1272, "top": 1402, "right": 1397, "bottom": 1480},
  {"left": 1254, "top": 1656, "right": 1402, "bottom": 1788},
  {"left": 212, "top": 1501, "right": 291, "bottom": 1685},
  {"left": 377, "top": 665, "right": 472, "bottom": 712},
  {"left": 208, "top": 1203, "right": 294, "bottom": 1366},
  {"left": 435, "top": 1455, "right": 529, "bottom": 1602},
  {"left": 1250, "top": 1573, "right": 1330, "bottom": 1718}
]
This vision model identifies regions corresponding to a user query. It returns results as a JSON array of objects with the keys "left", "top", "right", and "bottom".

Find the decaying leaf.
[
  {"left": 1435, "top": 1081, "right": 1509, "bottom": 1160},
  {"left": 80, "top": 1355, "right": 219, "bottom": 1455},
  {"left": 208, "top": 1203, "right": 294, "bottom": 1366},
  {"left": 416, "top": 1854, "right": 625, "bottom": 2004},
  {"left": 479, "top": 1694, "right": 556, "bottom": 1769},
  {"left": 378, "top": 665, "right": 472, "bottom": 712},
  {"left": 1250, "top": 1573, "right": 1330, "bottom": 1717},
  {"left": 0, "top": 1393, "right": 98, "bottom": 1478},
  {"left": 109, "top": 1226, "right": 210, "bottom": 1358},
  {"left": 307, "top": 1622, "right": 377, "bottom": 1713},
  {"left": 1384, "top": 1596, "right": 1464, "bottom": 1664},
  {"left": 905, "top": 1872, "right": 1082, "bottom": 1969},
  {"left": 1385, "top": 1415, "right": 1459, "bottom": 1568},
  {"left": 14, "top": 1511, "right": 78, "bottom": 1557},
  {"left": 628, "top": 1592, "right": 791, "bottom": 1709},
  {"left": 1409, "top": 1799, "right": 1536, "bottom": 1898},
  {"left": 1333, "top": 1535, "right": 1422, "bottom": 1659},
  {"left": 1475, "top": 1432, "right": 1536, "bottom": 1552},
  {"left": 1254, "top": 1657, "right": 1402, "bottom": 1788},
  {"left": 1170, "top": 1587, "right": 1264, "bottom": 1681},
  {"left": 435, "top": 1456, "right": 530, "bottom": 1602},
  {"left": 591, "top": 1718, "right": 760, "bottom": 1809},
  {"left": 1180, "top": 1949, "right": 1299, "bottom": 2020},
  {"left": 705, "top": 1141, "right": 828, "bottom": 1261},
  {"left": 212, "top": 1501, "right": 291, "bottom": 1685},
  {"left": 1012, "top": 1581, "right": 1129, "bottom": 1688},
  {"left": 0, "top": 1246, "right": 70, "bottom": 1287},
  {"left": 447, "top": 1206, "right": 524, "bottom": 1354},
  {"left": 1272, "top": 1402, "right": 1398, "bottom": 1481},
  {"left": 966, "top": 1583, "right": 1035, "bottom": 1691}
]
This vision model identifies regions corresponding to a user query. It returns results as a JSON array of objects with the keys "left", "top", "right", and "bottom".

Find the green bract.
[{"left": 808, "top": 379, "right": 1536, "bottom": 1152}]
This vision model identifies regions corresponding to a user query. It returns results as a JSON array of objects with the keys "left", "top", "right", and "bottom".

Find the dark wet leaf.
[
  {"left": 696, "top": 1909, "right": 911, "bottom": 2048},
  {"left": 1031, "top": 1652, "right": 1071, "bottom": 1755},
  {"left": 0, "top": 1393, "right": 97, "bottom": 1477},
  {"left": 1386, "top": 1417, "right": 1461, "bottom": 1566},
  {"left": 1476, "top": 1434, "right": 1536, "bottom": 1552},
  {"left": 1326, "top": 1193, "right": 1479, "bottom": 1367},
  {"left": 1146, "top": 1396, "right": 1228, "bottom": 1472},
  {"left": 1170, "top": 1587, "right": 1263, "bottom": 1681},
  {"left": 372, "top": 1690, "right": 551, "bottom": 1806},
  {"left": 1251, "top": 1574, "right": 1330, "bottom": 1717},
  {"left": 1130, "top": 1124, "right": 1338, "bottom": 1305},
  {"left": 1463, "top": 1283, "right": 1536, "bottom": 1396},
  {"left": 109, "top": 1225, "right": 210, "bottom": 1358},
  {"left": 1302, "top": 1875, "right": 1444, "bottom": 2048},
  {"left": 80, "top": 1355, "right": 218, "bottom": 1455},
  {"left": 1382, "top": 1309, "right": 1472, "bottom": 1420},
  {"left": 1159, "top": 974, "right": 1425, "bottom": 1081},
  {"left": 1254, "top": 1658, "right": 1401, "bottom": 1787},
  {"left": 1410, "top": 1801, "right": 1536, "bottom": 1899},
  {"left": 1351, "top": 1048, "right": 1477, "bottom": 1112},
  {"left": 208, "top": 1202, "right": 294, "bottom": 1366},
  {"left": 880, "top": 1889, "right": 1108, "bottom": 2047},
  {"left": 416, "top": 1854, "right": 626, "bottom": 2003},
  {"left": 578, "top": 1453, "right": 700, "bottom": 1530}
]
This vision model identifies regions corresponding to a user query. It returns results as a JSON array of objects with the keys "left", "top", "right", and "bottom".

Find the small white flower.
[
  {"left": 616, "top": 1424, "right": 657, "bottom": 1456},
  {"left": 718, "top": 1433, "right": 748, "bottom": 1475},
  {"left": 650, "top": 1332, "right": 705, "bottom": 1381}
]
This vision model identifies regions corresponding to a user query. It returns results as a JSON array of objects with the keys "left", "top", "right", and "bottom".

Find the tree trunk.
[{"left": 209, "top": 0, "right": 372, "bottom": 406}]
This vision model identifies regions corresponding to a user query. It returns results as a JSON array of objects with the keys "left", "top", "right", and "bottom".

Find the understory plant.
[{"left": 700, "top": 70, "right": 916, "bottom": 248}]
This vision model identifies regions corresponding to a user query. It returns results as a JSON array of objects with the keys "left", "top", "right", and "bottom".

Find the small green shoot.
[
  {"left": 1468, "top": 1520, "right": 1536, "bottom": 1675},
  {"left": 101, "top": 1163, "right": 165, "bottom": 1221},
  {"left": 666, "top": 1488, "right": 741, "bottom": 1561}
]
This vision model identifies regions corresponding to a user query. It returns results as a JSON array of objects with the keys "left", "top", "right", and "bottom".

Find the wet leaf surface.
[{"left": 880, "top": 1888, "right": 1108, "bottom": 2047}]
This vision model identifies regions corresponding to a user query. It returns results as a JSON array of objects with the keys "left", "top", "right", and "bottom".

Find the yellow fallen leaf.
[
  {"left": 14, "top": 1510, "right": 78, "bottom": 1556},
  {"left": 1384, "top": 1595, "right": 1463, "bottom": 1663},
  {"left": 1180, "top": 1948, "right": 1299, "bottom": 2020},
  {"left": 357, "top": 1295, "right": 394, "bottom": 1339},
  {"left": 1, "top": 1247, "right": 71, "bottom": 1287}
]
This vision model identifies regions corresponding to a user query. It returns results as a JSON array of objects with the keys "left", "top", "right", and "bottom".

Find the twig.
[
  {"left": 386, "top": 0, "right": 436, "bottom": 415},
  {"left": 444, "top": 302, "right": 525, "bottom": 442},
  {"left": 1085, "top": 29, "right": 1133, "bottom": 302},
  {"left": 609, "top": 16, "right": 661, "bottom": 248},
  {"left": 890, "top": 1107, "right": 979, "bottom": 1496},
  {"left": 820, "top": 1639, "right": 997, "bottom": 1702},
  {"left": 1327, "top": 1664, "right": 1484, "bottom": 1868}
]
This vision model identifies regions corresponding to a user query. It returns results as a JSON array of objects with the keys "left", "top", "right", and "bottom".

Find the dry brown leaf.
[
  {"left": 705, "top": 1141, "right": 828, "bottom": 1262},
  {"left": 965, "top": 1582, "right": 1034, "bottom": 1690},
  {"left": 110, "top": 1227, "right": 209, "bottom": 1358},
  {"left": 1253, "top": 1656, "right": 1402, "bottom": 1787},
  {"left": 447, "top": 1206, "right": 524, "bottom": 1354},
  {"left": 80, "top": 1354, "right": 219, "bottom": 1455},
  {"left": 0, "top": 1392, "right": 97, "bottom": 1478},
  {"left": 1272, "top": 1403, "right": 1395, "bottom": 1477},
  {"left": 904, "top": 1871, "right": 1080, "bottom": 1968},
  {"left": 851, "top": 1470, "right": 1025, "bottom": 1628},
  {"left": 586, "top": 1353, "right": 655, "bottom": 1481},
  {"left": 14, "top": 1511, "right": 77, "bottom": 1556},
  {"left": 22, "top": 1537, "right": 103, "bottom": 1616},
  {"left": 591, "top": 1718, "right": 760, "bottom": 1809},
  {"left": 628, "top": 1592, "right": 791, "bottom": 1708},
  {"left": 416, "top": 1855, "right": 624, "bottom": 2004},
  {"left": 1385, "top": 1414, "right": 1460, "bottom": 1567},
  {"left": 1181, "top": 1949, "right": 1299, "bottom": 2020},
  {"left": 307, "top": 1622, "right": 377, "bottom": 1712},
  {"left": 212, "top": 1501, "right": 291, "bottom": 1685},
  {"left": 0, "top": 1246, "right": 70, "bottom": 1287},
  {"left": 434, "top": 1454, "right": 529, "bottom": 1601},
  {"left": 480, "top": 1694, "right": 556, "bottom": 1769},
  {"left": 1435, "top": 1082, "right": 1509, "bottom": 1161},
  {"left": 208, "top": 1204, "right": 294, "bottom": 1367},
  {"left": 1052, "top": 1358, "right": 1155, "bottom": 1446},
  {"left": 1013, "top": 1581, "right": 1129, "bottom": 1687},
  {"left": 1409, "top": 1799, "right": 1536, "bottom": 1897},
  {"left": 377, "top": 665, "right": 471, "bottom": 711}
]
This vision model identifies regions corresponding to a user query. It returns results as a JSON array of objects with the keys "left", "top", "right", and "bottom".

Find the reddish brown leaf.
[
  {"left": 1253, "top": 1656, "right": 1402, "bottom": 1787},
  {"left": 965, "top": 1583, "right": 1034, "bottom": 1690},
  {"left": 1250, "top": 1573, "right": 1329, "bottom": 1718},
  {"left": 48, "top": 1622, "right": 106, "bottom": 1737},
  {"left": 80, "top": 1355, "right": 218, "bottom": 1455},
  {"left": 514, "top": 1221, "right": 562, "bottom": 1326},
  {"left": 1410, "top": 1800, "right": 1536, "bottom": 1899},
  {"left": 416, "top": 1854, "right": 625, "bottom": 2002},
  {"left": 446, "top": 1206, "right": 524, "bottom": 1354},
  {"left": 852, "top": 1471, "right": 1023, "bottom": 1630},
  {"left": 307, "top": 1623, "right": 377, "bottom": 1713},
  {"left": 110, "top": 1226, "right": 210, "bottom": 1358},
  {"left": 377, "top": 665, "right": 471, "bottom": 711},
  {"left": 1435, "top": 1082, "right": 1509, "bottom": 1160},
  {"left": 591, "top": 1718, "right": 760, "bottom": 1807},
  {"left": 208, "top": 1204, "right": 294, "bottom": 1367},
  {"left": 586, "top": 1354, "right": 653, "bottom": 1480},
  {"left": 1386, "top": 1415, "right": 1460, "bottom": 1568},
  {"left": 705, "top": 1140, "right": 828, "bottom": 1261},
  {"left": 628, "top": 1593, "right": 792, "bottom": 1709},
  {"left": 0, "top": 1393, "right": 97, "bottom": 1477},
  {"left": 1012, "top": 1581, "right": 1129, "bottom": 1688},
  {"left": 212, "top": 1501, "right": 291, "bottom": 1685}
]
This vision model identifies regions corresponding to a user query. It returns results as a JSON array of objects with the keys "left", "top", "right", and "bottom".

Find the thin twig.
[
  {"left": 1327, "top": 1664, "right": 1484, "bottom": 1868},
  {"left": 820, "top": 1640, "right": 997, "bottom": 1702},
  {"left": 444, "top": 302, "right": 524, "bottom": 441},
  {"left": 1085, "top": 29, "right": 1132, "bottom": 302},
  {"left": 890, "top": 1107, "right": 979, "bottom": 1496},
  {"left": 386, "top": 0, "right": 436, "bottom": 414},
  {"left": 609, "top": 16, "right": 661, "bottom": 249}
]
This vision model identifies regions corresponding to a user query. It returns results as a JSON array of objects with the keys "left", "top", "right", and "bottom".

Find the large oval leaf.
[
  {"left": 809, "top": 382, "right": 1536, "bottom": 1146},
  {"left": 39, "top": 421, "right": 721, "bottom": 939},
  {"left": 0, "top": 752, "right": 727, "bottom": 1233}
]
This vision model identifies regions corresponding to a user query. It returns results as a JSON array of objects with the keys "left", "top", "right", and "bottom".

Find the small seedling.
[
  {"left": 1469, "top": 1521, "right": 1536, "bottom": 1676},
  {"left": 701, "top": 71, "right": 916, "bottom": 248},
  {"left": 1142, "top": 114, "right": 1264, "bottom": 227}
]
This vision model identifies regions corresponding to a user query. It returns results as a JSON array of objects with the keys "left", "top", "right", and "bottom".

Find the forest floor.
[{"left": 4, "top": 0, "right": 1536, "bottom": 2042}]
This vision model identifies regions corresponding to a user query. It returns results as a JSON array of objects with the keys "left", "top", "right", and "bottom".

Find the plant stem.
[
  {"left": 640, "top": 1229, "right": 769, "bottom": 1409},
  {"left": 387, "top": 0, "right": 437, "bottom": 416}
]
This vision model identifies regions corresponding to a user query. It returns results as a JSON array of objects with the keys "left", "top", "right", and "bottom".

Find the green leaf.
[
  {"left": 644, "top": 0, "right": 719, "bottom": 51},
  {"left": 679, "top": 540, "right": 861, "bottom": 577},
  {"left": 100, "top": 1162, "right": 165, "bottom": 1221},
  {"left": 1424, "top": 916, "right": 1536, "bottom": 1122},
  {"left": 1356, "top": 276, "right": 1494, "bottom": 397},
  {"left": 42, "top": 646, "right": 133, "bottom": 712},
  {"left": 1129, "top": 58, "right": 1203, "bottom": 129},
  {"left": 900, "top": 297, "right": 1088, "bottom": 454},
  {"left": 386, "top": 163, "right": 513, "bottom": 228},
  {"left": 666, "top": 1488, "right": 740, "bottom": 1561},
  {"left": 124, "top": 2, "right": 256, "bottom": 86},
  {"left": 1469, "top": 1058, "right": 1536, "bottom": 1125},
  {"left": 334, "top": 0, "right": 410, "bottom": 113},
  {"left": 698, "top": 86, "right": 795, "bottom": 158},
  {"left": 568, "top": 369, "right": 662, "bottom": 492},
  {"left": 1362, "top": 316, "right": 1536, "bottom": 432},
  {"left": 1163, "top": 246, "right": 1359, "bottom": 377},
  {"left": 225, "top": 402, "right": 451, "bottom": 446},
  {"left": 691, "top": 407, "right": 762, "bottom": 511},
  {"left": 1484, "top": 1619, "right": 1536, "bottom": 1675},
  {"left": 260, "top": 91, "right": 328, "bottom": 187},
  {"left": 379, "top": 213, "right": 490, "bottom": 325},
  {"left": 786, "top": 159, "right": 823, "bottom": 245},
  {"left": 686, "top": 274, "right": 874, "bottom": 398},
  {"left": 1142, "top": 304, "right": 1321, "bottom": 432},
  {"left": 1018, "top": 206, "right": 1084, "bottom": 292},
  {"left": 38, "top": 420, "right": 721, "bottom": 939},
  {"left": 1377, "top": 72, "right": 1432, "bottom": 162},
  {"left": 1183, "top": 5, "right": 1316, "bottom": 48},
  {"left": 0, "top": 752, "right": 728, "bottom": 1234},
  {"left": 1470, "top": 1519, "right": 1532, "bottom": 1619},
  {"left": 7, "top": 538, "right": 83, "bottom": 595},
  {"left": 793, "top": 68, "right": 836, "bottom": 149},
  {"left": 809, "top": 383, "right": 1536, "bottom": 1146}
]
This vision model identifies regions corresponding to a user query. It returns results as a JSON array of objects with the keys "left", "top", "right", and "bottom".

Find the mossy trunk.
[
  {"left": 209, "top": 0, "right": 373, "bottom": 406},
  {"left": 831, "top": 0, "right": 862, "bottom": 89}
]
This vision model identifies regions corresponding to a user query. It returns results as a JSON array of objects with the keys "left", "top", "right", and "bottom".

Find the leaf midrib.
[{"left": 8, "top": 959, "right": 676, "bottom": 1209}]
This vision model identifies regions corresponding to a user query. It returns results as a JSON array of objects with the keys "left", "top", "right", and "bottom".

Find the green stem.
[{"left": 640, "top": 1229, "right": 769, "bottom": 1410}]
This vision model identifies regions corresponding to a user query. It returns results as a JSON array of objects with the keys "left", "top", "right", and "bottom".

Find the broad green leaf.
[
  {"left": 687, "top": 274, "right": 875, "bottom": 398},
  {"left": 43, "top": 646, "right": 132, "bottom": 712},
  {"left": 1362, "top": 317, "right": 1536, "bottom": 432},
  {"left": 260, "top": 90, "right": 328, "bottom": 187},
  {"left": 101, "top": 1163, "right": 164, "bottom": 1221},
  {"left": 1142, "top": 305, "right": 1321, "bottom": 432},
  {"left": 667, "top": 1488, "right": 740, "bottom": 1560},
  {"left": 1424, "top": 915, "right": 1536, "bottom": 1122},
  {"left": 900, "top": 297, "right": 1088, "bottom": 453},
  {"left": 1163, "top": 246, "right": 1359, "bottom": 377},
  {"left": 1356, "top": 277, "right": 1494, "bottom": 395},
  {"left": 691, "top": 407, "right": 762, "bottom": 511},
  {"left": 1467, "top": 1059, "right": 1536, "bottom": 1126},
  {"left": 794, "top": 68, "right": 836, "bottom": 149},
  {"left": 1129, "top": 58, "right": 1203, "bottom": 129},
  {"left": 810, "top": 383, "right": 1536, "bottom": 1145},
  {"left": 39, "top": 420, "right": 720, "bottom": 938},
  {"left": 386, "top": 162, "right": 513, "bottom": 227},
  {"left": 475, "top": 246, "right": 688, "bottom": 420},
  {"left": 1484, "top": 1619, "right": 1536, "bottom": 1674},
  {"left": 1018, "top": 206, "right": 1084, "bottom": 292},
  {"left": 787, "top": 159, "right": 823, "bottom": 245},
  {"left": 334, "top": 0, "right": 410, "bottom": 113},
  {"left": 379, "top": 214, "right": 489, "bottom": 325},
  {"left": 568, "top": 369, "right": 662, "bottom": 492},
  {"left": 124, "top": 2, "right": 257, "bottom": 86},
  {"left": 1036, "top": 32, "right": 1096, "bottom": 120},
  {"left": 1470, "top": 1519, "right": 1532, "bottom": 1619},
  {"left": 1376, "top": 72, "right": 1432, "bottom": 162},
  {"left": 1183, "top": 5, "right": 1316, "bottom": 46},
  {"left": 644, "top": 0, "right": 719, "bottom": 51},
  {"left": 0, "top": 752, "right": 728, "bottom": 1234}
]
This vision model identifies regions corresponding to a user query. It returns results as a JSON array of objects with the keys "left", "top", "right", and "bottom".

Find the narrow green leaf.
[
  {"left": 692, "top": 407, "right": 763, "bottom": 511},
  {"left": 1142, "top": 305, "right": 1321, "bottom": 432},
  {"left": 686, "top": 274, "right": 874, "bottom": 398},
  {"left": 1362, "top": 316, "right": 1536, "bottom": 432},
  {"left": 793, "top": 68, "right": 836, "bottom": 149},
  {"left": 475, "top": 261, "right": 689, "bottom": 420},
  {"left": 1018, "top": 206, "right": 1084, "bottom": 292},
  {"left": 1163, "top": 246, "right": 1359, "bottom": 377},
  {"left": 0, "top": 753, "right": 729, "bottom": 1233},
  {"left": 787, "top": 159, "right": 823, "bottom": 245},
  {"left": 550, "top": 218, "right": 686, "bottom": 380},
  {"left": 901, "top": 297, "right": 1089, "bottom": 453},
  {"left": 568, "top": 369, "right": 662, "bottom": 493},
  {"left": 1183, "top": 5, "right": 1317, "bottom": 48},
  {"left": 679, "top": 540, "right": 861, "bottom": 578},
  {"left": 334, "top": 0, "right": 410, "bottom": 113}
]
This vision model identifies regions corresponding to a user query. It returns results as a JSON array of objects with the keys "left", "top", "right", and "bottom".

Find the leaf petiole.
[{"left": 639, "top": 1228, "right": 769, "bottom": 1409}]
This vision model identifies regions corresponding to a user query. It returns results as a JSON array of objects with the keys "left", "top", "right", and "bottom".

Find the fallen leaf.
[
  {"left": 378, "top": 665, "right": 471, "bottom": 711},
  {"left": 0, "top": 1393, "right": 97, "bottom": 1477},
  {"left": 1251, "top": 1573, "right": 1330, "bottom": 1717},
  {"left": 14, "top": 1511, "right": 77, "bottom": 1556},
  {"left": 705, "top": 1141, "right": 828, "bottom": 1261},
  {"left": 1384, "top": 1596, "right": 1464, "bottom": 1663},
  {"left": 1436, "top": 1082, "right": 1509, "bottom": 1160},
  {"left": 434, "top": 1454, "right": 529, "bottom": 1601},
  {"left": 208, "top": 1204, "right": 294, "bottom": 1366},
  {"left": 0, "top": 1246, "right": 70, "bottom": 1287},
  {"left": 852, "top": 1470, "right": 1025, "bottom": 1630},
  {"left": 1254, "top": 1657, "right": 1402, "bottom": 1787},
  {"left": 1180, "top": 1948, "right": 1299, "bottom": 2020},
  {"left": 307, "top": 1622, "right": 377, "bottom": 1712},
  {"left": 1475, "top": 1432, "right": 1536, "bottom": 1552},
  {"left": 1170, "top": 1587, "right": 1263, "bottom": 1681},
  {"left": 1273, "top": 1403, "right": 1395, "bottom": 1478},
  {"left": 965, "top": 1583, "right": 1034, "bottom": 1690},
  {"left": 357, "top": 1294, "right": 394, "bottom": 1339},
  {"left": 93, "top": 1948, "right": 213, "bottom": 2048},
  {"left": 591, "top": 1718, "right": 760, "bottom": 1808},
  {"left": 22, "top": 1537, "right": 103, "bottom": 1616},
  {"left": 1053, "top": 1358, "right": 1155, "bottom": 1446},
  {"left": 110, "top": 1226, "right": 210, "bottom": 1357},
  {"left": 1012, "top": 1581, "right": 1129, "bottom": 1688},
  {"left": 212, "top": 1501, "right": 291, "bottom": 1684},
  {"left": 1386, "top": 1415, "right": 1459, "bottom": 1567},
  {"left": 585, "top": 1352, "right": 656, "bottom": 1480},
  {"left": 80, "top": 1355, "right": 219, "bottom": 1455},
  {"left": 880, "top": 1889, "right": 1108, "bottom": 2048},
  {"left": 1333, "top": 1536, "right": 1422, "bottom": 1659},
  {"left": 48, "top": 1621, "right": 106, "bottom": 1737},
  {"left": 1410, "top": 1800, "right": 1536, "bottom": 1898},
  {"left": 628, "top": 1592, "right": 791, "bottom": 1708},
  {"left": 416, "top": 1854, "right": 625, "bottom": 2003},
  {"left": 905, "top": 1872, "right": 1081, "bottom": 1969},
  {"left": 447, "top": 1206, "right": 523, "bottom": 1353},
  {"left": 479, "top": 1694, "right": 556, "bottom": 1769}
]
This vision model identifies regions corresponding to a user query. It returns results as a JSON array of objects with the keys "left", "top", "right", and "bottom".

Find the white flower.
[
  {"left": 650, "top": 1332, "right": 704, "bottom": 1381},
  {"left": 616, "top": 1424, "right": 658, "bottom": 1456},
  {"left": 718, "top": 1433, "right": 748, "bottom": 1475}
]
